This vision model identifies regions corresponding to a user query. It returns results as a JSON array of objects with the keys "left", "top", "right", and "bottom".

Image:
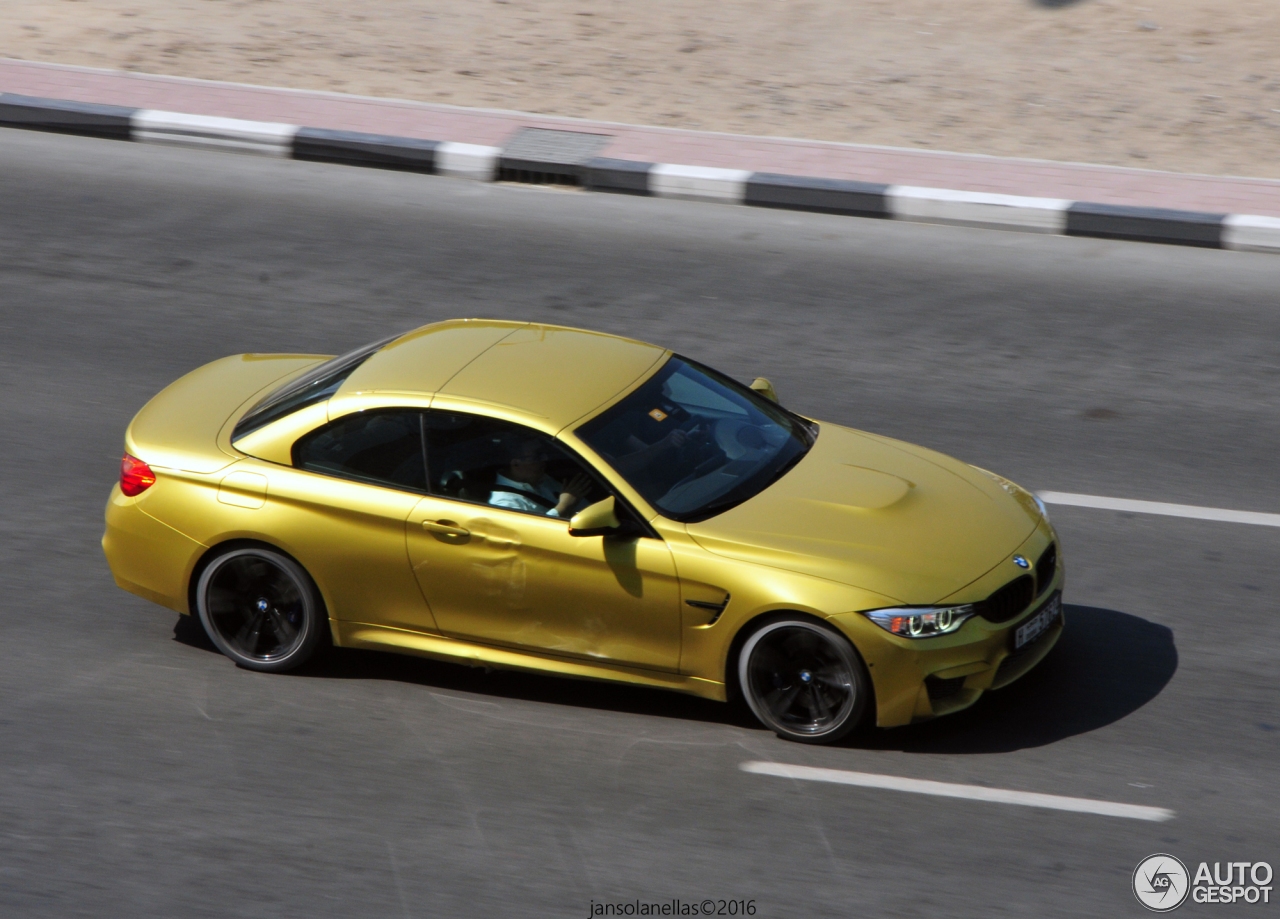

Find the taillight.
[{"left": 120, "top": 454, "right": 156, "bottom": 496}]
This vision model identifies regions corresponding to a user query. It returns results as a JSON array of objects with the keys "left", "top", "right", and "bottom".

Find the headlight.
[{"left": 861, "top": 605, "right": 976, "bottom": 638}]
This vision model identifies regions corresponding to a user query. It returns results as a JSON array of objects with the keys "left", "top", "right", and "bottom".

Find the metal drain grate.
[{"left": 498, "top": 128, "right": 612, "bottom": 186}]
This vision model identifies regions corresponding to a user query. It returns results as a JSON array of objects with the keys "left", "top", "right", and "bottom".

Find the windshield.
[
  {"left": 576, "top": 357, "right": 816, "bottom": 522},
  {"left": 231, "top": 332, "right": 401, "bottom": 442}
]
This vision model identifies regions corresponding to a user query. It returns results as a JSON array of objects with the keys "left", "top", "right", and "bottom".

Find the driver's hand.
[
  {"left": 555, "top": 473, "right": 593, "bottom": 517},
  {"left": 660, "top": 428, "right": 689, "bottom": 450},
  {"left": 560, "top": 473, "right": 592, "bottom": 504}
]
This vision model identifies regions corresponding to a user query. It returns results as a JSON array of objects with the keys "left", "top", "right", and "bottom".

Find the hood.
[{"left": 686, "top": 423, "right": 1039, "bottom": 604}]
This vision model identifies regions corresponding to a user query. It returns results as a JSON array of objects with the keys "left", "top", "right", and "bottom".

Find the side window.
[
  {"left": 423, "top": 411, "right": 608, "bottom": 519},
  {"left": 293, "top": 410, "right": 426, "bottom": 492}
]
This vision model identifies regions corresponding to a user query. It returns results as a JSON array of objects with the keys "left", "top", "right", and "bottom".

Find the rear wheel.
[
  {"left": 195, "top": 547, "right": 325, "bottom": 672},
  {"left": 738, "top": 618, "right": 869, "bottom": 744}
]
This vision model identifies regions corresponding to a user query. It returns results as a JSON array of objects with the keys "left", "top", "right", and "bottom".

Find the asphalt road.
[{"left": 1, "top": 128, "right": 1277, "bottom": 918}]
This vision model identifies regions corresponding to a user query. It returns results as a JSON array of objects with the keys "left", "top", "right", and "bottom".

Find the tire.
[
  {"left": 737, "top": 618, "right": 870, "bottom": 744},
  {"left": 195, "top": 547, "right": 326, "bottom": 673}
]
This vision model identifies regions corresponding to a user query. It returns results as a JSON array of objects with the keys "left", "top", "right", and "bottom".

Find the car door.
[
  {"left": 405, "top": 410, "right": 682, "bottom": 672},
  {"left": 278, "top": 408, "right": 439, "bottom": 633}
]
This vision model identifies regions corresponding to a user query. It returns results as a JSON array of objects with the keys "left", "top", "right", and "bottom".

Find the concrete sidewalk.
[{"left": 4, "top": 57, "right": 1280, "bottom": 243}]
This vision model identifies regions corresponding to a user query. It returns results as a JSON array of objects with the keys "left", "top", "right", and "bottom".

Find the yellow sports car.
[{"left": 103, "top": 319, "right": 1062, "bottom": 744}]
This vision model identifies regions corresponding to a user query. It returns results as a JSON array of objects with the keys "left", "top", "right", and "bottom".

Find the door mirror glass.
[
  {"left": 750, "top": 377, "right": 779, "bottom": 403},
  {"left": 569, "top": 495, "right": 621, "bottom": 537}
]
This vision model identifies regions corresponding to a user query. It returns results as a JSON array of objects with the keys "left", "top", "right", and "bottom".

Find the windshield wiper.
[
  {"left": 755, "top": 442, "right": 809, "bottom": 492},
  {"left": 788, "top": 412, "right": 819, "bottom": 445}
]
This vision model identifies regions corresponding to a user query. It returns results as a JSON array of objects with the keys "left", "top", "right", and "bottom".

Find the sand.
[{"left": 3, "top": 0, "right": 1279, "bottom": 177}]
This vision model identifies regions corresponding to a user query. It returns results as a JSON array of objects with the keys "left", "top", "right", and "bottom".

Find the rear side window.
[
  {"left": 292, "top": 411, "right": 426, "bottom": 492},
  {"left": 231, "top": 332, "right": 401, "bottom": 442}
]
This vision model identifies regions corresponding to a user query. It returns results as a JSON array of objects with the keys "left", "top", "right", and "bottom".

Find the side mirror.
[
  {"left": 750, "top": 377, "right": 779, "bottom": 403},
  {"left": 568, "top": 495, "right": 621, "bottom": 537}
]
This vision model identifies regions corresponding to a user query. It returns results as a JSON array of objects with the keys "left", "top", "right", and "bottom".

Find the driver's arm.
[{"left": 551, "top": 472, "right": 592, "bottom": 517}]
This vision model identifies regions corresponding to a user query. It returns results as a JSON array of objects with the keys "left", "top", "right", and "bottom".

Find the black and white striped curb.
[{"left": 4, "top": 92, "right": 1278, "bottom": 253}]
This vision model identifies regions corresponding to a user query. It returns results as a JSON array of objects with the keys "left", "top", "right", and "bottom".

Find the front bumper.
[
  {"left": 914, "top": 590, "right": 1065, "bottom": 721},
  {"left": 832, "top": 572, "right": 1065, "bottom": 728}
]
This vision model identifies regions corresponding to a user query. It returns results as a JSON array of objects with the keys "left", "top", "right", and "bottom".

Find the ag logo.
[{"left": 1134, "top": 854, "right": 1190, "bottom": 911}]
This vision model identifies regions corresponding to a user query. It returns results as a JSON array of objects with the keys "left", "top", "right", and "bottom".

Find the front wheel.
[
  {"left": 195, "top": 547, "right": 326, "bottom": 672},
  {"left": 738, "top": 618, "right": 870, "bottom": 744}
]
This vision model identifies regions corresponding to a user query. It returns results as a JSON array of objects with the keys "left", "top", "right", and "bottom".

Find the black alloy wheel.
[
  {"left": 738, "top": 619, "right": 869, "bottom": 743},
  {"left": 195, "top": 547, "right": 325, "bottom": 672}
]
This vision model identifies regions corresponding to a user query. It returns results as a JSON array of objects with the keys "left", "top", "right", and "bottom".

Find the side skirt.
[{"left": 333, "top": 621, "right": 728, "bottom": 702}]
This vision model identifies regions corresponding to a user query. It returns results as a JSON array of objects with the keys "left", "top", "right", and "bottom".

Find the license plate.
[{"left": 1015, "top": 595, "right": 1061, "bottom": 650}]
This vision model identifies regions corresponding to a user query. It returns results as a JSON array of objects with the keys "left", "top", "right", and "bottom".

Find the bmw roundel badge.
[{"left": 1013, "top": 555, "right": 1030, "bottom": 569}]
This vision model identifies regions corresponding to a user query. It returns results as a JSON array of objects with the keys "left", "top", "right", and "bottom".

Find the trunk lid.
[{"left": 125, "top": 354, "right": 326, "bottom": 473}]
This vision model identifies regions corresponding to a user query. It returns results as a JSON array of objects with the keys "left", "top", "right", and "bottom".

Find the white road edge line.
[
  {"left": 1037, "top": 491, "right": 1280, "bottom": 527},
  {"left": 740, "top": 761, "right": 1175, "bottom": 822}
]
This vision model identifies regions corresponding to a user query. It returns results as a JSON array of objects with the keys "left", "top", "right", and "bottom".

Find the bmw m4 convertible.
[{"left": 104, "top": 319, "right": 1063, "bottom": 743}]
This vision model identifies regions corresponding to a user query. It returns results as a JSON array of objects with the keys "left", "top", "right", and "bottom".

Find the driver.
[{"left": 490, "top": 436, "right": 592, "bottom": 518}]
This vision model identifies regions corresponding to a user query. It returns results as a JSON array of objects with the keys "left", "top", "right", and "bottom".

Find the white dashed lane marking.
[
  {"left": 741, "top": 762, "right": 1175, "bottom": 822},
  {"left": 1038, "top": 491, "right": 1280, "bottom": 528}
]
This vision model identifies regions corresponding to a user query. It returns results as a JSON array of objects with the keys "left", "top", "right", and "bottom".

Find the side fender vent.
[{"left": 685, "top": 594, "right": 730, "bottom": 626}]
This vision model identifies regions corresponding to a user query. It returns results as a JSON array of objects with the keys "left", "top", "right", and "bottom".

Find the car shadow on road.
[
  {"left": 172, "top": 612, "right": 742, "bottom": 726},
  {"left": 854, "top": 604, "right": 1177, "bottom": 754},
  {"left": 172, "top": 603, "right": 1174, "bottom": 745}
]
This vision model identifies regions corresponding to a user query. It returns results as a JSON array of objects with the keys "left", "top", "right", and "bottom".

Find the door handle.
[{"left": 422, "top": 520, "right": 470, "bottom": 538}]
